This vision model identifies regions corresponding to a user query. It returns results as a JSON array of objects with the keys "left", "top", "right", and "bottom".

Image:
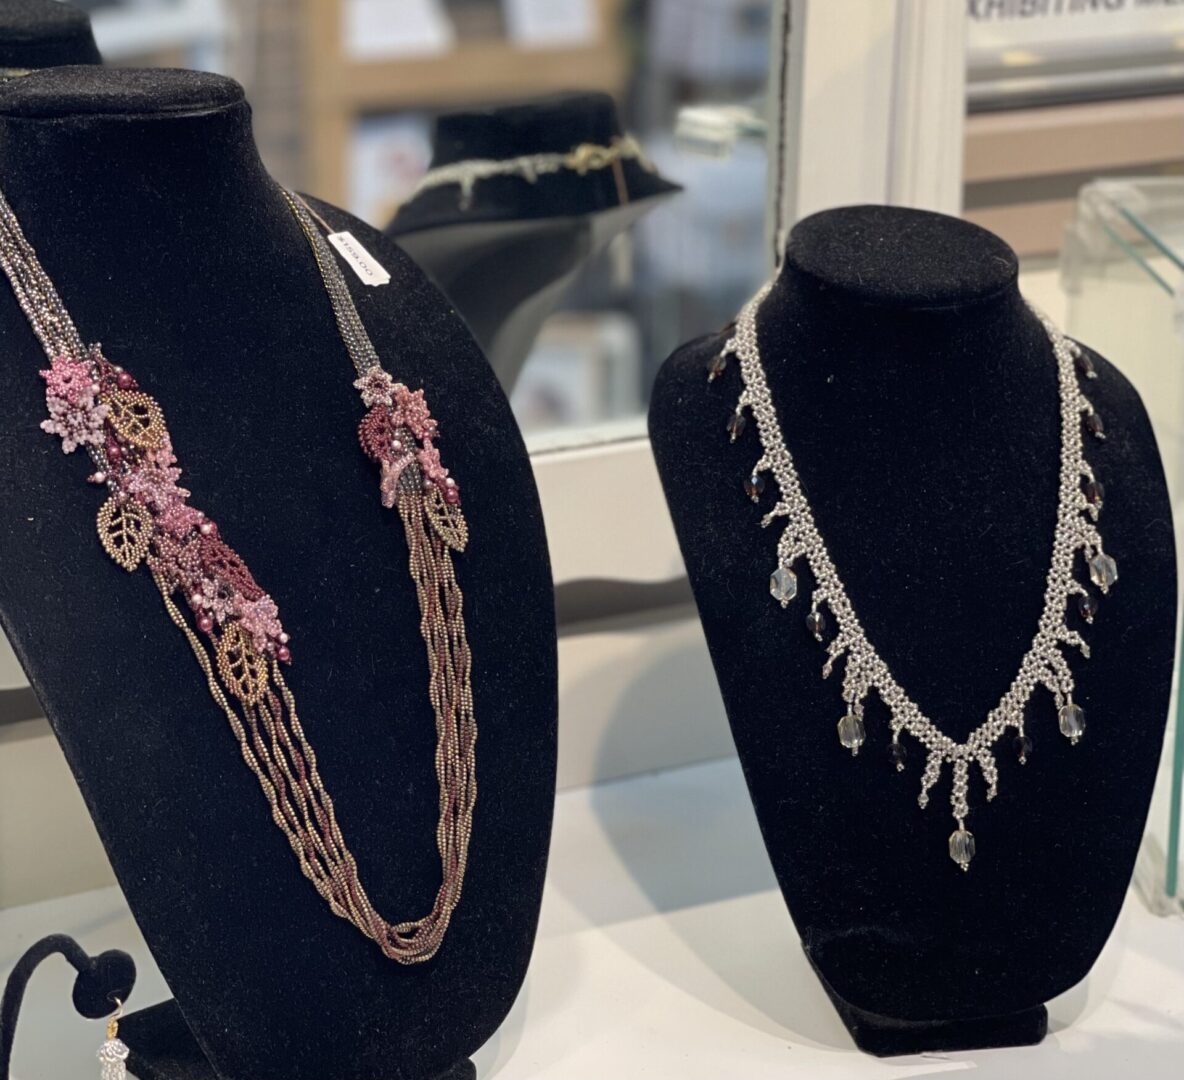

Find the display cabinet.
[{"left": 1062, "top": 177, "right": 1184, "bottom": 915}]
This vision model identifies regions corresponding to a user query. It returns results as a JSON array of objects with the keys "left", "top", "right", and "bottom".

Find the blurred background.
[{"left": 68, "top": 0, "right": 1184, "bottom": 450}]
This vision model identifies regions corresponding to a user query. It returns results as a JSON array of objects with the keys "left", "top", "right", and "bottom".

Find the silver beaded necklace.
[{"left": 712, "top": 281, "right": 1115, "bottom": 870}]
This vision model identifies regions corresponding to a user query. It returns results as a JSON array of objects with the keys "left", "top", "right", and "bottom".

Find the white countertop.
[{"left": 3, "top": 757, "right": 1183, "bottom": 1079}]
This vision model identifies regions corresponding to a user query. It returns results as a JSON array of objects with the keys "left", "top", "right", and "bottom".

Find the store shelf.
[
  {"left": 3, "top": 758, "right": 1183, "bottom": 1078},
  {"left": 300, "top": 0, "right": 629, "bottom": 206}
]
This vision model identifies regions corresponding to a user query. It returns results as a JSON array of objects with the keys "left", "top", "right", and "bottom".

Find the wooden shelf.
[{"left": 301, "top": 0, "right": 629, "bottom": 207}]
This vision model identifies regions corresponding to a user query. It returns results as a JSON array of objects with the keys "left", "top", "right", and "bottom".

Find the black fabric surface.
[
  {"left": 387, "top": 91, "right": 679, "bottom": 237},
  {"left": 0, "top": 67, "right": 556, "bottom": 1080},
  {"left": 0, "top": 1, "right": 100, "bottom": 70},
  {"left": 649, "top": 205, "right": 1176, "bottom": 1051}
]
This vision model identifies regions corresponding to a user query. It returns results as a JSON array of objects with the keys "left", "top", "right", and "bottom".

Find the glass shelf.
[{"left": 1062, "top": 177, "right": 1184, "bottom": 916}]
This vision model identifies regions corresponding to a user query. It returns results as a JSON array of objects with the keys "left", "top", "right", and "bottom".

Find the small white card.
[
  {"left": 343, "top": 0, "right": 455, "bottom": 60},
  {"left": 328, "top": 231, "right": 391, "bottom": 287},
  {"left": 503, "top": 0, "right": 596, "bottom": 48}
]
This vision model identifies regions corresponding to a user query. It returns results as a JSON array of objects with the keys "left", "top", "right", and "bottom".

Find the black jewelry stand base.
[
  {"left": 808, "top": 952, "right": 1047, "bottom": 1056},
  {"left": 122, "top": 1000, "right": 475, "bottom": 1080},
  {"left": 395, "top": 194, "right": 675, "bottom": 393}
]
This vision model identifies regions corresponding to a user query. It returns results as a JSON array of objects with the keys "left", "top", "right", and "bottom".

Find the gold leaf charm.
[
  {"left": 96, "top": 497, "right": 153, "bottom": 571},
  {"left": 103, "top": 390, "right": 167, "bottom": 450},
  {"left": 215, "top": 622, "right": 268, "bottom": 706},
  {"left": 425, "top": 486, "right": 468, "bottom": 552}
]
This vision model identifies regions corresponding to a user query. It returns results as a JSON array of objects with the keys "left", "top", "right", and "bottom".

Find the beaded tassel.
[{"left": 97, "top": 1010, "right": 128, "bottom": 1080}]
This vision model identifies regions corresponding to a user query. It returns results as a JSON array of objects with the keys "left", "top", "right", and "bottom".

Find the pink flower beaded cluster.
[
  {"left": 41, "top": 347, "right": 291, "bottom": 664},
  {"left": 355, "top": 369, "right": 461, "bottom": 511}
]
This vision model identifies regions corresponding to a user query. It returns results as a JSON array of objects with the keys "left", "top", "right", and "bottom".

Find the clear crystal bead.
[
  {"left": 1088, "top": 552, "right": 1118, "bottom": 590},
  {"left": 769, "top": 565, "right": 798, "bottom": 605},
  {"left": 949, "top": 827, "right": 975, "bottom": 870},
  {"left": 837, "top": 713, "right": 865, "bottom": 753},
  {"left": 1059, "top": 702, "right": 1085, "bottom": 742}
]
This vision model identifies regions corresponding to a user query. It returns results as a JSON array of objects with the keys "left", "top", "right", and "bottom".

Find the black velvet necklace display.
[
  {"left": 0, "top": 0, "right": 100, "bottom": 71},
  {"left": 0, "top": 67, "right": 556, "bottom": 1080},
  {"left": 387, "top": 91, "right": 679, "bottom": 237},
  {"left": 387, "top": 92, "right": 680, "bottom": 394},
  {"left": 648, "top": 205, "right": 1176, "bottom": 1055}
]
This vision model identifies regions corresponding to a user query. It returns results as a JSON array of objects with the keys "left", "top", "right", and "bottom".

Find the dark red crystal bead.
[
  {"left": 707, "top": 353, "right": 728, "bottom": 382},
  {"left": 1078, "top": 592, "right": 1098, "bottom": 622},
  {"left": 889, "top": 740, "right": 907, "bottom": 770},
  {"left": 726, "top": 410, "right": 747, "bottom": 441},
  {"left": 805, "top": 610, "right": 826, "bottom": 640},
  {"left": 1074, "top": 350, "right": 1096, "bottom": 379},
  {"left": 1014, "top": 734, "right": 1033, "bottom": 763},
  {"left": 743, "top": 472, "right": 765, "bottom": 500},
  {"left": 1082, "top": 478, "right": 1105, "bottom": 506},
  {"left": 1084, "top": 412, "right": 1105, "bottom": 439}
]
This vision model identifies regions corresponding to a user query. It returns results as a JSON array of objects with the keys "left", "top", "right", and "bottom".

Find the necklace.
[
  {"left": 0, "top": 186, "right": 475, "bottom": 962},
  {"left": 407, "top": 133, "right": 654, "bottom": 210},
  {"left": 712, "top": 281, "right": 1115, "bottom": 870}
]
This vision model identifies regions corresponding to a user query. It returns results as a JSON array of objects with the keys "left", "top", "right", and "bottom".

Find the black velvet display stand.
[
  {"left": 0, "top": 68, "right": 556, "bottom": 1080},
  {"left": 388, "top": 92, "right": 679, "bottom": 391},
  {"left": 649, "top": 206, "right": 1176, "bottom": 1056},
  {"left": 1, "top": 935, "right": 136, "bottom": 1080},
  {"left": 0, "top": 0, "right": 100, "bottom": 71}
]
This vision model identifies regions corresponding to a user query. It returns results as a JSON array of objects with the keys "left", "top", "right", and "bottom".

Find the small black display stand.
[
  {"left": 0, "top": 68, "right": 556, "bottom": 1080},
  {"left": 388, "top": 92, "right": 680, "bottom": 391},
  {"left": 1, "top": 934, "right": 135, "bottom": 1080},
  {"left": 649, "top": 205, "right": 1175, "bottom": 1055},
  {"left": 0, "top": 0, "right": 100, "bottom": 71}
]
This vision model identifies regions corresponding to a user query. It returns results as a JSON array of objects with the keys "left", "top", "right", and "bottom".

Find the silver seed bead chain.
[{"left": 717, "top": 281, "right": 1115, "bottom": 870}]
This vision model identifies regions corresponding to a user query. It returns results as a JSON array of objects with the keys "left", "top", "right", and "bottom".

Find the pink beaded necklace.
[{"left": 0, "top": 185, "right": 476, "bottom": 964}]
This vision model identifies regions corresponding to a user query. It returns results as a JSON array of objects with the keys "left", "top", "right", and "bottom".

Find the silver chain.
[
  {"left": 722, "top": 281, "right": 1113, "bottom": 869},
  {"left": 281, "top": 190, "right": 381, "bottom": 377}
]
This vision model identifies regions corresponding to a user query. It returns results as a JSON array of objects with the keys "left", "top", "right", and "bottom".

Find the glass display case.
[{"left": 1062, "top": 177, "right": 1184, "bottom": 915}]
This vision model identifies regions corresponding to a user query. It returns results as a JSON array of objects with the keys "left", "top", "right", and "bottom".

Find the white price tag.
[{"left": 327, "top": 232, "right": 391, "bottom": 287}]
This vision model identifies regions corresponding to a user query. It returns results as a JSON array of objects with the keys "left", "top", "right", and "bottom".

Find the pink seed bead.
[
  {"left": 277, "top": 645, "right": 292, "bottom": 663},
  {"left": 199, "top": 521, "right": 217, "bottom": 537},
  {"left": 106, "top": 445, "right": 122, "bottom": 462},
  {"left": 278, "top": 632, "right": 290, "bottom": 644},
  {"left": 116, "top": 372, "right": 134, "bottom": 389},
  {"left": 198, "top": 614, "right": 214, "bottom": 633}
]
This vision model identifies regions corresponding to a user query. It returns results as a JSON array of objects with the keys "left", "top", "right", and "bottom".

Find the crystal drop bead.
[
  {"left": 1014, "top": 733, "right": 1032, "bottom": 763},
  {"left": 1059, "top": 703, "right": 1085, "bottom": 741},
  {"left": 949, "top": 827, "right": 976, "bottom": 870},
  {"left": 707, "top": 353, "right": 728, "bottom": 381},
  {"left": 769, "top": 565, "right": 798, "bottom": 605},
  {"left": 837, "top": 713, "right": 865, "bottom": 754},
  {"left": 743, "top": 471, "right": 766, "bottom": 501},
  {"left": 889, "top": 739, "right": 907, "bottom": 771},
  {"left": 726, "top": 410, "right": 747, "bottom": 441},
  {"left": 1077, "top": 592, "right": 1098, "bottom": 623},
  {"left": 1074, "top": 350, "right": 1096, "bottom": 379},
  {"left": 805, "top": 609, "right": 826, "bottom": 640},
  {"left": 1084, "top": 412, "right": 1105, "bottom": 439},
  {"left": 1088, "top": 552, "right": 1118, "bottom": 590},
  {"left": 1082, "top": 478, "right": 1105, "bottom": 507}
]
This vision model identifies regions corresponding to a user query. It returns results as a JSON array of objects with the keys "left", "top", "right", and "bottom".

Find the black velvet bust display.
[
  {"left": 649, "top": 206, "right": 1176, "bottom": 1055},
  {"left": 0, "top": 67, "right": 556, "bottom": 1080},
  {"left": 387, "top": 92, "right": 680, "bottom": 393},
  {"left": 0, "top": 0, "right": 100, "bottom": 70},
  {"left": 388, "top": 92, "right": 679, "bottom": 237}
]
